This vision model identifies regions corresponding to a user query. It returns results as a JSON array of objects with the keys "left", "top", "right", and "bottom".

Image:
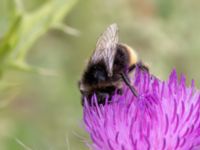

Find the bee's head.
[{"left": 82, "top": 86, "right": 117, "bottom": 106}]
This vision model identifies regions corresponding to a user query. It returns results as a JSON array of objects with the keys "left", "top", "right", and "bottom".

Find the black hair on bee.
[{"left": 79, "top": 23, "right": 148, "bottom": 106}]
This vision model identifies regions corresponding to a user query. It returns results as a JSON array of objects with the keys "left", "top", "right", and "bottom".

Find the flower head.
[{"left": 83, "top": 69, "right": 200, "bottom": 150}]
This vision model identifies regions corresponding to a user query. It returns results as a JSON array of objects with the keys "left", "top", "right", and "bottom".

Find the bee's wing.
[{"left": 90, "top": 23, "right": 119, "bottom": 76}]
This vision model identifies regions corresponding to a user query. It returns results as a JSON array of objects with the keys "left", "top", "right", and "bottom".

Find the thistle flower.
[{"left": 83, "top": 69, "right": 200, "bottom": 150}]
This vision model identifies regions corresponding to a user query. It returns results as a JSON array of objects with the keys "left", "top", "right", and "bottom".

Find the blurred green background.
[{"left": 0, "top": 0, "right": 200, "bottom": 149}]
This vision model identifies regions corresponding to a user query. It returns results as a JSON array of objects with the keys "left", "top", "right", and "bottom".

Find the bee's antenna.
[{"left": 121, "top": 72, "right": 138, "bottom": 97}]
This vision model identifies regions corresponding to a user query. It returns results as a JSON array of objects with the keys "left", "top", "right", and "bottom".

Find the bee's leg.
[
  {"left": 121, "top": 72, "right": 138, "bottom": 97},
  {"left": 128, "top": 64, "right": 136, "bottom": 73},
  {"left": 128, "top": 61, "right": 149, "bottom": 73},
  {"left": 96, "top": 92, "right": 111, "bottom": 105},
  {"left": 136, "top": 61, "right": 149, "bottom": 72},
  {"left": 81, "top": 96, "right": 87, "bottom": 106},
  {"left": 117, "top": 88, "right": 123, "bottom": 95}
]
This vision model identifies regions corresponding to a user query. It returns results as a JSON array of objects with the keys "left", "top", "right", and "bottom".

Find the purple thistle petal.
[{"left": 83, "top": 69, "right": 200, "bottom": 150}]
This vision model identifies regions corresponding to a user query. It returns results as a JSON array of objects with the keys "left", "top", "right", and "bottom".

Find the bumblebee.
[{"left": 79, "top": 23, "right": 148, "bottom": 105}]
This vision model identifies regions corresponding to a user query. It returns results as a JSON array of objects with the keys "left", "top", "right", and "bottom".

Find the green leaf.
[{"left": 0, "top": 0, "right": 78, "bottom": 76}]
